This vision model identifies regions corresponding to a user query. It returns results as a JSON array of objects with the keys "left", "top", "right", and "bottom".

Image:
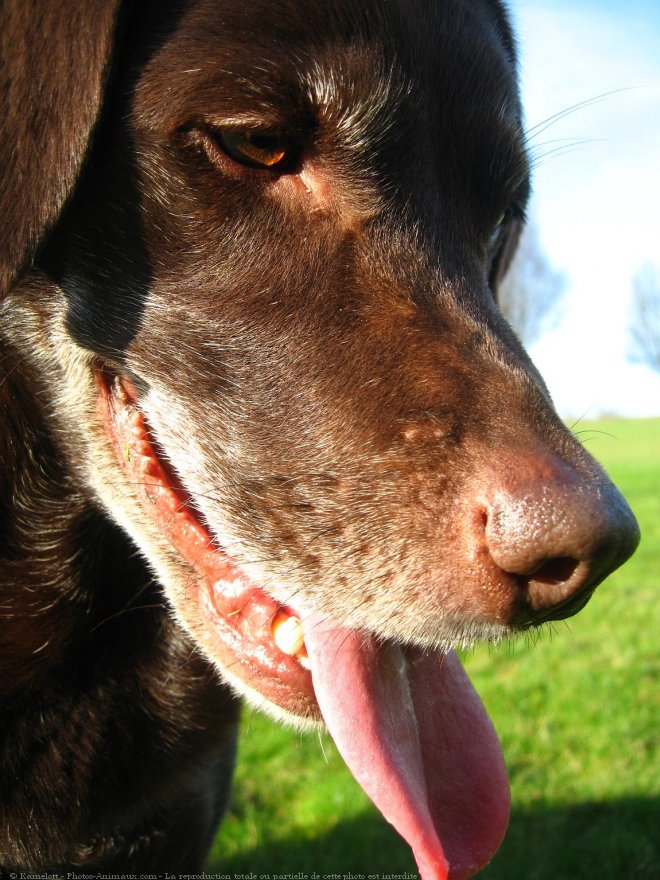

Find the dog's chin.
[{"left": 95, "top": 365, "right": 512, "bottom": 880}]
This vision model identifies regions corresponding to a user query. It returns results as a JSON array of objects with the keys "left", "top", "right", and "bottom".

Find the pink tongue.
[{"left": 303, "top": 616, "right": 510, "bottom": 880}]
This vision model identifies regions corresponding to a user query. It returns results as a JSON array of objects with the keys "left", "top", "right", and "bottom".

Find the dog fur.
[{"left": 0, "top": 0, "right": 639, "bottom": 873}]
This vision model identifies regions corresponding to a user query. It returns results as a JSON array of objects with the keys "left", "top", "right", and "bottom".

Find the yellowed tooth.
[{"left": 272, "top": 612, "right": 306, "bottom": 658}]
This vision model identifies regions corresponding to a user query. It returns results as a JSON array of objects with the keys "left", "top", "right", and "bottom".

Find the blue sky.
[{"left": 506, "top": 0, "right": 660, "bottom": 418}]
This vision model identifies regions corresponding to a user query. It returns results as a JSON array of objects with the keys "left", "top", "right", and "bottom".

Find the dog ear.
[{"left": 0, "top": 1, "right": 122, "bottom": 297}]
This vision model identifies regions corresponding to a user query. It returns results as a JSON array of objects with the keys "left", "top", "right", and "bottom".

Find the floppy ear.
[{"left": 0, "top": 1, "right": 122, "bottom": 297}]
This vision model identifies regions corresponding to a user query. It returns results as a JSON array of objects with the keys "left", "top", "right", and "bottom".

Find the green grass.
[{"left": 210, "top": 418, "right": 660, "bottom": 879}]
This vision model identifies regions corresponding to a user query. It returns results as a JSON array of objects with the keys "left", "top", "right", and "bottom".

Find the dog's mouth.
[{"left": 98, "top": 368, "right": 510, "bottom": 880}]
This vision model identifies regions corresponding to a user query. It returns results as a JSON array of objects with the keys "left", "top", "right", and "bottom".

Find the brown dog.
[{"left": 0, "top": 1, "right": 639, "bottom": 877}]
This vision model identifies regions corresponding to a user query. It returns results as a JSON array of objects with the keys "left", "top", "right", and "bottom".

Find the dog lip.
[
  {"left": 511, "top": 584, "right": 595, "bottom": 627},
  {"left": 533, "top": 586, "right": 595, "bottom": 623},
  {"left": 95, "top": 366, "right": 319, "bottom": 719}
]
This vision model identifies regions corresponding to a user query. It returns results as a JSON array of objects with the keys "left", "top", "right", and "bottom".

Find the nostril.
[
  {"left": 516, "top": 556, "right": 591, "bottom": 622},
  {"left": 527, "top": 556, "right": 579, "bottom": 587},
  {"left": 500, "top": 553, "right": 588, "bottom": 622}
]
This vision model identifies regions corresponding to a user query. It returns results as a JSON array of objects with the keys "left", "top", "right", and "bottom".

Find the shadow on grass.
[{"left": 211, "top": 796, "right": 659, "bottom": 879}]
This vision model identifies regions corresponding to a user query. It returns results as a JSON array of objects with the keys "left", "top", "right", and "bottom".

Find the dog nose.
[{"left": 480, "top": 454, "right": 640, "bottom": 624}]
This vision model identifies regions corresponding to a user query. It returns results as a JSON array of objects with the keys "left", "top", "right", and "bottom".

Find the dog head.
[{"left": 1, "top": 1, "right": 639, "bottom": 877}]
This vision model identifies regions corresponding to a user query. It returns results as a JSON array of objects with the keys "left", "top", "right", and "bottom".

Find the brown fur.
[{"left": 0, "top": 0, "right": 638, "bottom": 872}]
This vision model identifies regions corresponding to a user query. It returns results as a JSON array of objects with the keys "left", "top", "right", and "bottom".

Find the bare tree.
[
  {"left": 497, "top": 220, "right": 566, "bottom": 346},
  {"left": 628, "top": 262, "right": 660, "bottom": 374}
]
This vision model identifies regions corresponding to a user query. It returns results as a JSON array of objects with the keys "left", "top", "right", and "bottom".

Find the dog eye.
[
  {"left": 489, "top": 212, "right": 507, "bottom": 250},
  {"left": 216, "top": 129, "right": 290, "bottom": 170}
]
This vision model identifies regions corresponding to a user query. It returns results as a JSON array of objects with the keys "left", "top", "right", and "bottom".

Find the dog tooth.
[{"left": 272, "top": 612, "right": 306, "bottom": 658}]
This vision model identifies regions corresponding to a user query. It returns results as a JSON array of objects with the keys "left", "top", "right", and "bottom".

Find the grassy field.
[{"left": 210, "top": 418, "right": 660, "bottom": 879}]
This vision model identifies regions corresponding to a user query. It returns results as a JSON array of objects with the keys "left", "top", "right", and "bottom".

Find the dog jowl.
[{"left": 0, "top": 0, "right": 639, "bottom": 877}]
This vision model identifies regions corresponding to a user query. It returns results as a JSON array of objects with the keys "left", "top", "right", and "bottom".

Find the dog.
[{"left": 0, "top": 1, "right": 640, "bottom": 877}]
